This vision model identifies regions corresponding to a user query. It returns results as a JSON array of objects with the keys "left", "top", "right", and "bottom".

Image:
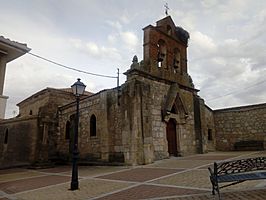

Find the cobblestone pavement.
[{"left": 0, "top": 151, "right": 265, "bottom": 200}]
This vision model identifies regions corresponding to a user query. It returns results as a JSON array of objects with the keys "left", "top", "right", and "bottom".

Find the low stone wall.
[
  {"left": 0, "top": 116, "right": 39, "bottom": 168},
  {"left": 214, "top": 103, "right": 266, "bottom": 151}
]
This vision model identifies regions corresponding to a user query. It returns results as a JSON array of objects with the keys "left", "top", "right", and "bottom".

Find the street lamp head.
[{"left": 71, "top": 78, "right": 86, "bottom": 97}]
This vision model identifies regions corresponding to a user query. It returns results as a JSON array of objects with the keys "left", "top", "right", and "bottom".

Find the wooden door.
[{"left": 166, "top": 118, "right": 178, "bottom": 156}]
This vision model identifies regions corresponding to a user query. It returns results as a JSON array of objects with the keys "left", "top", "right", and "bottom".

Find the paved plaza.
[{"left": 0, "top": 151, "right": 265, "bottom": 200}]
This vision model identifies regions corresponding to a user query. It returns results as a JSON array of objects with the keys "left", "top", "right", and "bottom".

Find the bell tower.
[{"left": 126, "top": 16, "right": 194, "bottom": 89}]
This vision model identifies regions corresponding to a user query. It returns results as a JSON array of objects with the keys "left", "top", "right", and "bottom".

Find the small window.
[
  {"left": 4, "top": 129, "right": 8, "bottom": 144},
  {"left": 29, "top": 110, "right": 33, "bottom": 115},
  {"left": 90, "top": 115, "right": 96, "bottom": 137},
  {"left": 65, "top": 121, "right": 71, "bottom": 140},
  {"left": 208, "top": 129, "right": 213, "bottom": 141}
]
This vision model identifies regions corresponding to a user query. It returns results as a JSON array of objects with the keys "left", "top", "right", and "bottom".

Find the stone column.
[{"left": 0, "top": 56, "right": 8, "bottom": 119}]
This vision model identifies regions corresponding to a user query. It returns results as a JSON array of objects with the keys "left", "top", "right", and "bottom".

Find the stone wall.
[
  {"left": 58, "top": 91, "right": 109, "bottom": 162},
  {"left": 125, "top": 69, "right": 198, "bottom": 162},
  {"left": 19, "top": 95, "right": 50, "bottom": 116},
  {"left": 0, "top": 116, "right": 39, "bottom": 168},
  {"left": 18, "top": 88, "right": 76, "bottom": 117},
  {"left": 214, "top": 103, "right": 266, "bottom": 151},
  {"left": 200, "top": 104, "right": 215, "bottom": 152}
]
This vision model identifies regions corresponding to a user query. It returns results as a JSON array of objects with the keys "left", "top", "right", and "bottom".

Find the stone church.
[
  {"left": 57, "top": 16, "right": 215, "bottom": 165},
  {"left": 0, "top": 16, "right": 265, "bottom": 168}
]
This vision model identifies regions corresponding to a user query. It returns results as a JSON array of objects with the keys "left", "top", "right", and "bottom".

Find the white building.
[{"left": 0, "top": 36, "right": 30, "bottom": 119}]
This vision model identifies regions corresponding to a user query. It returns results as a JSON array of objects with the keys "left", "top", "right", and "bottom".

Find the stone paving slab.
[
  {"left": 15, "top": 179, "right": 132, "bottom": 200},
  {"left": 236, "top": 151, "right": 266, "bottom": 159},
  {"left": 63, "top": 166, "right": 128, "bottom": 178},
  {"left": 0, "top": 168, "right": 27, "bottom": 175},
  {"left": 97, "top": 184, "right": 207, "bottom": 200},
  {"left": 0, "top": 171, "right": 43, "bottom": 183},
  {"left": 146, "top": 159, "right": 212, "bottom": 169},
  {"left": 196, "top": 151, "right": 266, "bottom": 170},
  {"left": 38, "top": 166, "right": 72, "bottom": 173},
  {"left": 205, "top": 151, "right": 247, "bottom": 156},
  {"left": 165, "top": 188, "right": 266, "bottom": 200},
  {"left": 219, "top": 180, "right": 266, "bottom": 191},
  {"left": 97, "top": 168, "right": 182, "bottom": 182},
  {"left": 181, "top": 155, "right": 236, "bottom": 161},
  {"left": 0, "top": 151, "right": 265, "bottom": 200},
  {"left": 152, "top": 169, "right": 211, "bottom": 190},
  {"left": 0, "top": 175, "right": 70, "bottom": 194}
]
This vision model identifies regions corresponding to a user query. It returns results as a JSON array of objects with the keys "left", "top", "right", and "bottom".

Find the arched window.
[
  {"left": 65, "top": 121, "right": 71, "bottom": 140},
  {"left": 173, "top": 48, "right": 181, "bottom": 73},
  {"left": 167, "top": 25, "right": 172, "bottom": 36},
  {"left": 90, "top": 115, "right": 96, "bottom": 137},
  {"left": 4, "top": 129, "right": 8, "bottom": 144},
  {"left": 157, "top": 39, "right": 167, "bottom": 68},
  {"left": 29, "top": 110, "right": 33, "bottom": 115}
]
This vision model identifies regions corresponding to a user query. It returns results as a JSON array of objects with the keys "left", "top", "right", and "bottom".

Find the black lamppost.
[{"left": 70, "top": 78, "right": 86, "bottom": 190}]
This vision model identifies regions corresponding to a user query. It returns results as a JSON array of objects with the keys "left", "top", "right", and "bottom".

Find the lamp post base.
[
  {"left": 70, "top": 181, "right": 79, "bottom": 190},
  {"left": 70, "top": 150, "right": 79, "bottom": 191}
]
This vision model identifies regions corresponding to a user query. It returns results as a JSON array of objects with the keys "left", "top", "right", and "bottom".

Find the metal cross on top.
[{"left": 164, "top": 2, "right": 169, "bottom": 16}]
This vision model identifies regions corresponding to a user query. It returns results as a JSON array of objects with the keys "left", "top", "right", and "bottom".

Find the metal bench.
[{"left": 208, "top": 156, "right": 266, "bottom": 199}]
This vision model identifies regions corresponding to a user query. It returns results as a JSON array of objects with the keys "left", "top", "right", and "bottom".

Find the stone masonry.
[{"left": 214, "top": 103, "right": 266, "bottom": 150}]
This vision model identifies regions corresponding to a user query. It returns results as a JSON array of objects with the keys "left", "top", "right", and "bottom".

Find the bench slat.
[{"left": 218, "top": 172, "right": 266, "bottom": 182}]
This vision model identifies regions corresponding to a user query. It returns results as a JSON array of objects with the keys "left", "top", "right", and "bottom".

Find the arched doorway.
[{"left": 166, "top": 118, "right": 178, "bottom": 156}]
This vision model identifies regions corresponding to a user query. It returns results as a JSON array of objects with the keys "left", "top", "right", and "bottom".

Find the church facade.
[
  {"left": 0, "top": 16, "right": 265, "bottom": 168},
  {"left": 57, "top": 16, "right": 215, "bottom": 165}
]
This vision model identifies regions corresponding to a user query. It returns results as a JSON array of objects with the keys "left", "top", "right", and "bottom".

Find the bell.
[
  {"left": 173, "top": 59, "right": 179, "bottom": 69},
  {"left": 157, "top": 52, "right": 165, "bottom": 62}
]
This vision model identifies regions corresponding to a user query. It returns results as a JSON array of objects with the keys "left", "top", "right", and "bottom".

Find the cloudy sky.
[{"left": 1, "top": 0, "right": 266, "bottom": 118}]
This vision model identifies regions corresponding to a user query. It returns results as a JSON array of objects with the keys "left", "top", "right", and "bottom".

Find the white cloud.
[
  {"left": 120, "top": 31, "right": 139, "bottom": 50},
  {"left": 69, "top": 38, "right": 122, "bottom": 61},
  {"left": 216, "top": 0, "right": 249, "bottom": 21},
  {"left": 201, "top": 0, "right": 218, "bottom": 8},
  {"left": 106, "top": 20, "right": 122, "bottom": 31},
  {"left": 224, "top": 38, "right": 239, "bottom": 45},
  {"left": 120, "top": 10, "right": 130, "bottom": 24},
  {"left": 106, "top": 19, "right": 140, "bottom": 52},
  {"left": 107, "top": 34, "right": 117, "bottom": 44},
  {"left": 86, "top": 42, "right": 100, "bottom": 56},
  {"left": 191, "top": 31, "right": 217, "bottom": 53}
]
